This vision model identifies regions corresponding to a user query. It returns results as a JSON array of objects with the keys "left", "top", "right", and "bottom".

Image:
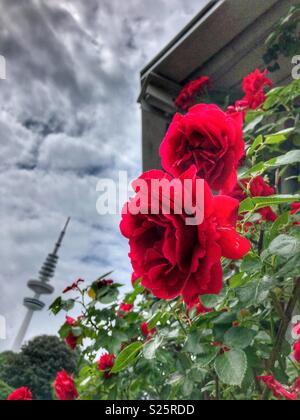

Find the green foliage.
[
  {"left": 0, "top": 380, "right": 13, "bottom": 400},
  {"left": 263, "top": 5, "right": 300, "bottom": 72},
  {"left": 48, "top": 10, "right": 300, "bottom": 400},
  {"left": 0, "top": 336, "right": 78, "bottom": 400}
]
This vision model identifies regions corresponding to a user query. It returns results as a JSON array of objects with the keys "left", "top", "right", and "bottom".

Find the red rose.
[
  {"left": 175, "top": 76, "right": 211, "bottom": 111},
  {"left": 257, "top": 376, "right": 298, "bottom": 401},
  {"left": 63, "top": 279, "right": 84, "bottom": 294},
  {"left": 7, "top": 387, "right": 33, "bottom": 401},
  {"left": 160, "top": 104, "right": 245, "bottom": 193},
  {"left": 291, "top": 203, "right": 300, "bottom": 225},
  {"left": 227, "top": 176, "right": 277, "bottom": 222},
  {"left": 293, "top": 322, "right": 300, "bottom": 338},
  {"left": 54, "top": 370, "right": 78, "bottom": 401},
  {"left": 120, "top": 167, "right": 251, "bottom": 305},
  {"left": 66, "top": 333, "right": 78, "bottom": 351},
  {"left": 242, "top": 69, "right": 272, "bottom": 110},
  {"left": 294, "top": 341, "right": 300, "bottom": 365},
  {"left": 64, "top": 316, "right": 80, "bottom": 351},
  {"left": 291, "top": 203, "right": 300, "bottom": 215},
  {"left": 141, "top": 322, "right": 156, "bottom": 338},
  {"left": 98, "top": 353, "right": 116, "bottom": 374},
  {"left": 119, "top": 303, "right": 134, "bottom": 313}
]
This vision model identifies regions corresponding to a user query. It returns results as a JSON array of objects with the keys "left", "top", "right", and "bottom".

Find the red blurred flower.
[
  {"left": 64, "top": 316, "right": 80, "bottom": 351},
  {"left": 293, "top": 322, "right": 300, "bottom": 338},
  {"left": 7, "top": 387, "right": 33, "bottom": 401},
  {"left": 227, "top": 99, "right": 249, "bottom": 121},
  {"left": 294, "top": 341, "right": 300, "bottom": 365},
  {"left": 291, "top": 203, "right": 300, "bottom": 225},
  {"left": 141, "top": 322, "right": 156, "bottom": 338},
  {"left": 242, "top": 69, "right": 273, "bottom": 110},
  {"left": 257, "top": 376, "right": 298, "bottom": 401},
  {"left": 65, "top": 316, "right": 76, "bottom": 326},
  {"left": 63, "top": 279, "right": 84, "bottom": 294},
  {"left": 98, "top": 353, "right": 116, "bottom": 375},
  {"left": 187, "top": 297, "right": 212, "bottom": 316},
  {"left": 160, "top": 104, "right": 245, "bottom": 193},
  {"left": 54, "top": 370, "right": 78, "bottom": 401},
  {"left": 291, "top": 203, "right": 300, "bottom": 215},
  {"left": 175, "top": 76, "right": 211, "bottom": 111},
  {"left": 120, "top": 167, "right": 251, "bottom": 305},
  {"left": 66, "top": 334, "right": 78, "bottom": 351},
  {"left": 96, "top": 279, "right": 114, "bottom": 288},
  {"left": 119, "top": 303, "right": 134, "bottom": 313},
  {"left": 227, "top": 176, "right": 277, "bottom": 222}
]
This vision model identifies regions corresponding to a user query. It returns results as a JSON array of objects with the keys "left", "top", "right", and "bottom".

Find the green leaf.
[
  {"left": 49, "top": 297, "right": 63, "bottom": 315},
  {"left": 224, "top": 327, "right": 256, "bottom": 350},
  {"left": 236, "top": 276, "right": 275, "bottom": 306},
  {"left": 268, "top": 234, "right": 300, "bottom": 258},
  {"left": 200, "top": 294, "right": 221, "bottom": 308},
  {"left": 240, "top": 195, "right": 300, "bottom": 214},
  {"left": 212, "top": 312, "right": 237, "bottom": 325},
  {"left": 240, "top": 254, "right": 263, "bottom": 273},
  {"left": 247, "top": 135, "right": 263, "bottom": 157},
  {"left": 265, "top": 128, "right": 295, "bottom": 145},
  {"left": 214, "top": 349, "right": 248, "bottom": 386},
  {"left": 147, "top": 310, "right": 163, "bottom": 330},
  {"left": 239, "top": 198, "right": 255, "bottom": 213},
  {"left": 244, "top": 116, "right": 264, "bottom": 133},
  {"left": 229, "top": 273, "right": 246, "bottom": 289},
  {"left": 143, "top": 336, "right": 163, "bottom": 360},
  {"left": 240, "top": 150, "right": 300, "bottom": 178},
  {"left": 268, "top": 212, "right": 290, "bottom": 242},
  {"left": 111, "top": 342, "right": 144, "bottom": 374}
]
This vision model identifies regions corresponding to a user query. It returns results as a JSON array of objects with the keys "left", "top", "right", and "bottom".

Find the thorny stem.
[
  {"left": 168, "top": 303, "right": 187, "bottom": 336},
  {"left": 262, "top": 278, "right": 300, "bottom": 399}
]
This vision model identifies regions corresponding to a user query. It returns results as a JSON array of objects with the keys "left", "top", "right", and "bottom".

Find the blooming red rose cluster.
[
  {"left": 175, "top": 76, "right": 211, "bottom": 111},
  {"left": 54, "top": 370, "right": 78, "bottom": 401},
  {"left": 120, "top": 69, "right": 277, "bottom": 306},
  {"left": 7, "top": 387, "right": 33, "bottom": 401}
]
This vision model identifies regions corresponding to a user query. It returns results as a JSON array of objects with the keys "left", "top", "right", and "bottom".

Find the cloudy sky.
[{"left": 0, "top": 0, "right": 206, "bottom": 350}]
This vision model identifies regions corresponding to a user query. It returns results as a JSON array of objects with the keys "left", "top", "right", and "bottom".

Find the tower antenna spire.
[{"left": 12, "top": 218, "right": 71, "bottom": 352}]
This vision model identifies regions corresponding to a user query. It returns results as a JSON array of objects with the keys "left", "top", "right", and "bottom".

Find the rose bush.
[
  {"left": 13, "top": 10, "right": 300, "bottom": 399},
  {"left": 45, "top": 70, "right": 299, "bottom": 401}
]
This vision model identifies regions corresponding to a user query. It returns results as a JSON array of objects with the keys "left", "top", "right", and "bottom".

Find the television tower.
[{"left": 12, "top": 218, "right": 70, "bottom": 352}]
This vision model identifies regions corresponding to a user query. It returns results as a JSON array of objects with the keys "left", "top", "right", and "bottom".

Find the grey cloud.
[{"left": 0, "top": 0, "right": 203, "bottom": 349}]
